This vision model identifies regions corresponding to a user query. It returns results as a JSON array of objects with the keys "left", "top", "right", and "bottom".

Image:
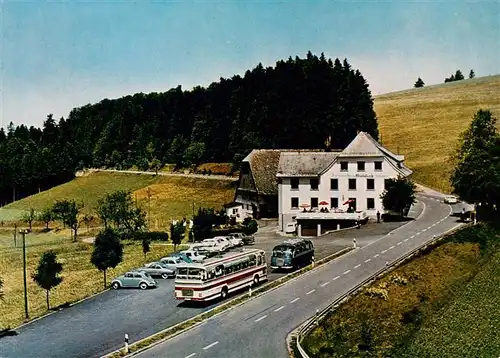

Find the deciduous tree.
[
  {"left": 91, "top": 228, "right": 123, "bottom": 288},
  {"left": 32, "top": 250, "right": 63, "bottom": 310},
  {"left": 380, "top": 176, "right": 417, "bottom": 219},
  {"left": 21, "top": 208, "right": 36, "bottom": 231},
  {"left": 38, "top": 208, "right": 54, "bottom": 230},
  {"left": 451, "top": 109, "right": 500, "bottom": 220},
  {"left": 170, "top": 222, "right": 185, "bottom": 250}
]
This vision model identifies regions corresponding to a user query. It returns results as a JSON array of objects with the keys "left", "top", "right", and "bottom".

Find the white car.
[
  {"left": 159, "top": 256, "right": 184, "bottom": 270},
  {"left": 444, "top": 195, "right": 458, "bottom": 204},
  {"left": 180, "top": 249, "right": 206, "bottom": 263},
  {"left": 227, "top": 235, "right": 243, "bottom": 247},
  {"left": 202, "top": 237, "right": 231, "bottom": 251},
  {"left": 190, "top": 242, "right": 220, "bottom": 254}
]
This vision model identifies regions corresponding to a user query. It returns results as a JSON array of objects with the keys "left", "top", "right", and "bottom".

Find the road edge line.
[{"left": 101, "top": 247, "right": 354, "bottom": 358}]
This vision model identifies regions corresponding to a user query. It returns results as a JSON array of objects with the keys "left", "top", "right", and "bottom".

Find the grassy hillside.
[
  {"left": 374, "top": 74, "right": 500, "bottom": 193},
  {"left": 302, "top": 225, "right": 500, "bottom": 357},
  {"left": 1, "top": 172, "right": 236, "bottom": 228}
]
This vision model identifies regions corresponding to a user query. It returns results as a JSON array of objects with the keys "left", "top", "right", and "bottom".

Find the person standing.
[{"left": 376, "top": 210, "right": 381, "bottom": 223}]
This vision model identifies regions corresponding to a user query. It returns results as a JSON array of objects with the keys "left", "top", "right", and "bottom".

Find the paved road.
[
  {"left": 136, "top": 193, "right": 466, "bottom": 358},
  {"left": 0, "top": 234, "right": 341, "bottom": 358},
  {"left": 87, "top": 168, "right": 238, "bottom": 181}
]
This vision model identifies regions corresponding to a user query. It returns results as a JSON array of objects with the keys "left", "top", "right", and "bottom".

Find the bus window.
[
  {"left": 249, "top": 255, "right": 257, "bottom": 266},
  {"left": 257, "top": 255, "right": 262, "bottom": 266},
  {"left": 215, "top": 265, "right": 224, "bottom": 277}
]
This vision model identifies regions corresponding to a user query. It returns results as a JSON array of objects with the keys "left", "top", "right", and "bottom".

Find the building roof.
[
  {"left": 276, "top": 152, "right": 340, "bottom": 177},
  {"left": 242, "top": 150, "right": 282, "bottom": 195},
  {"left": 242, "top": 149, "right": 326, "bottom": 195},
  {"left": 239, "top": 132, "right": 412, "bottom": 193},
  {"left": 340, "top": 131, "right": 404, "bottom": 161}
]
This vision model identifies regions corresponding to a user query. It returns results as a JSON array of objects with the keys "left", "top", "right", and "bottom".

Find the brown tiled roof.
[
  {"left": 244, "top": 150, "right": 282, "bottom": 195},
  {"left": 276, "top": 152, "right": 339, "bottom": 177}
]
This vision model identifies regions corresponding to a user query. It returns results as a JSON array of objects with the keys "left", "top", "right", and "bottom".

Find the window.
[
  {"left": 349, "top": 198, "right": 357, "bottom": 211},
  {"left": 384, "top": 178, "right": 391, "bottom": 189},
  {"left": 310, "top": 178, "right": 319, "bottom": 190},
  {"left": 357, "top": 161, "right": 365, "bottom": 171},
  {"left": 367, "top": 178, "right": 375, "bottom": 190},
  {"left": 375, "top": 161, "right": 382, "bottom": 171},
  {"left": 291, "top": 178, "right": 299, "bottom": 190},
  {"left": 330, "top": 197, "right": 339, "bottom": 208},
  {"left": 330, "top": 178, "right": 338, "bottom": 190},
  {"left": 349, "top": 178, "right": 357, "bottom": 190},
  {"left": 367, "top": 198, "right": 375, "bottom": 210},
  {"left": 311, "top": 197, "right": 318, "bottom": 208},
  {"left": 232, "top": 208, "right": 238, "bottom": 214},
  {"left": 340, "top": 161, "right": 348, "bottom": 171},
  {"left": 291, "top": 197, "right": 299, "bottom": 209}
]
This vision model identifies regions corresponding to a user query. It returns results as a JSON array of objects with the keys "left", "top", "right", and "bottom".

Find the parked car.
[
  {"left": 139, "top": 263, "right": 176, "bottom": 279},
  {"left": 111, "top": 271, "right": 157, "bottom": 290},
  {"left": 159, "top": 256, "right": 185, "bottom": 271},
  {"left": 444, "top": 195, "right": 459, "bottom": 204},
  {"left": 167, "top": 252, "right": 193, "bottom": 263},
  {"left": 189, "top": 242, "right": 220, "bottom": 255},
  {"left": 229, "top": 232, "right": 255, "bottom": 245},
  {"left": 180, "top": 249, "right": 206, "bottom": 263},
  {"left": 227, "top": 235, "right": 244, "bottom": 247},
  {"left": 202, "top": 237, "right": 231, "bottom": 251}
]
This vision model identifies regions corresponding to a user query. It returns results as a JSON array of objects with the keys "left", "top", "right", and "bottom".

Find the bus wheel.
[
  {"left": 221, "top": 287, "right": 228, "bottom": 299},
  {"left": 253, "top": 275, "right": 259, "bottom": 285}
]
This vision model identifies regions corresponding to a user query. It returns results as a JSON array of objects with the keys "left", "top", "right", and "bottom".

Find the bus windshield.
[
  {"left": 177, "top": 267, "right": 206, "bottom": 280},
  {"left": 272, "top": 246, "right": 293, "bottom": 258}
]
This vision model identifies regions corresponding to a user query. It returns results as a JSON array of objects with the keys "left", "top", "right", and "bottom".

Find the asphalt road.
[
  {"left": 0, "top": 230, "right": 343, "bottom": 358},
  {"left": 136, "top": 193, "right": 467, "bottom": 358}
]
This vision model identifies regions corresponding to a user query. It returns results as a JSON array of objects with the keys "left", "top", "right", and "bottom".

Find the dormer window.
[
  {"left": 340, "top": 161, "right": 348, "bottom": 171},
  {"left": 374, "top": 161, "right": 382, "bottom": 171},
  {"left": 291, "top": 178, "right": 299, "bottom": 190}
]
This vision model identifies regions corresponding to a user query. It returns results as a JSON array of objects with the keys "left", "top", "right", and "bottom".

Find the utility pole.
[
  {"left": 13, "top": 224, "right": 17, "bottom": 247},
  {"left": 20, "top": 229, "right": 29, "bottom": 320},
  {"left": 191, "top": 202, "right": 196, "bottom": 243},
  {"left": 146, "top": 188, "right": 153, "bottom": 229}
]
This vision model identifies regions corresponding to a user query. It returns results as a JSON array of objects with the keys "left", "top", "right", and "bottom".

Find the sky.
[{"left": 1, "top": 0, "right": 499, "bottom": 129}]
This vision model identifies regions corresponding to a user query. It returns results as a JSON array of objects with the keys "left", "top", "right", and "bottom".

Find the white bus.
[{"left": 174, "top": 248, "right": 267, "bottom": 302}]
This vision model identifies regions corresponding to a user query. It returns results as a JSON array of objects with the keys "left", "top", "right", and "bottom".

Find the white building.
[
  {"left": 277, "top": 131, "right": 412, "bottom": 236},
  {"left": 224, "top": 202, "right": 253, "bottom": 224}
]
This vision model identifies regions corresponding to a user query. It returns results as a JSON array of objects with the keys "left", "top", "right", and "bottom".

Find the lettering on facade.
[{"left": 354, "top": 173, "right": 374, "bottom": 178}]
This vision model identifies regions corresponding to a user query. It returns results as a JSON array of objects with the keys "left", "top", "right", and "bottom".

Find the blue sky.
[{"left": 1, "top": 0, "right": 499, "bottom": 129}]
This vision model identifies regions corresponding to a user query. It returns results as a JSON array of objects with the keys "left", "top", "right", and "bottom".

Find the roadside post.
[
  {"left": 124, "top": 333, "right": 129, "bottom": 353},
  {"left": 20, "top": 229, "right": 29, "bottom": 320},
  {"left": 249, "top": 286, "right": 252, "bottom": 297},
  {"left": 352, "top": 238, "right": 357, "bottom": 249}
]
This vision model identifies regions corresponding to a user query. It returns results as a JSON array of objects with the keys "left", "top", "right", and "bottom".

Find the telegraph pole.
[
  {"left": 20, "top": 229, "right": 29, "bottom": 320},
  {"left": 146, "top": 187, "right": 153, "bottom": 229}
]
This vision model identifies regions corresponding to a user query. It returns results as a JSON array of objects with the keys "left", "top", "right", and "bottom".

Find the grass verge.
[
  {"left": 0, "top": 231, "right": 181, "bottom": 329},
  {"left": 301, "top": 223, "right": 499, "bottom": 357},
  {"left": 104, "top": 247, "right": 353, "bottom": 357}
]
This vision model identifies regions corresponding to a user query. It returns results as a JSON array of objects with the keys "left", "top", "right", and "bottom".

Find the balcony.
[{"left": 295, "top": 210, "right": 367, "bottom": 221}]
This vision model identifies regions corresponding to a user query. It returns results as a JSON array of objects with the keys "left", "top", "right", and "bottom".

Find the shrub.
[
  {"left": 365, "top": 287, "right": 388, "bottom": 300},
  {"left": 401, "top": 305, "right": 423, "bottom": 326},
  {"left": 390, "top": 274, "right": 408, "bottom": 285},
  {"left": 244, "top": 220, "right": 258, "bottom": 235},
  {"left": 132, "top": 231, "right": 169, "bottom": 242}
]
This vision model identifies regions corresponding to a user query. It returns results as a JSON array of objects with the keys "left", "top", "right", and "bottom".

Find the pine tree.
[{"left": 414, "top": 77, "right": 425, "bottom": 88}]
